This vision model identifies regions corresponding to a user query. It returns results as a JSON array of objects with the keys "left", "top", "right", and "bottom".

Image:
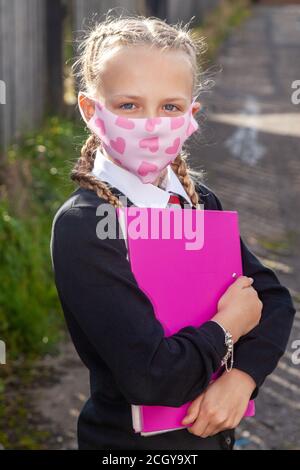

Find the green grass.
[
  {"left": 0, "top": 115, "right": 88, "bottom": 448},
  {"left": 0, "top": 115, "right": 87, "bottom": 360}
]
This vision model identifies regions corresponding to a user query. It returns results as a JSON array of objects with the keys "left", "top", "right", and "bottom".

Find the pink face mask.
[{"left": 78, "top": 92, "right": 199, "bottom": 184}]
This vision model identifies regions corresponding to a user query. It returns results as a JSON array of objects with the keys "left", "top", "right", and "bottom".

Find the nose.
[{"left": 143, "top": 106, "right": 159, "bottom": 119}]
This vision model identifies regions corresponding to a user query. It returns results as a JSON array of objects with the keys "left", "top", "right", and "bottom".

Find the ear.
[
  {"left": 191, "top": 100, "right": 202, "bottom": 117},
  {"left": 78, "top": 92, "right": 95, "bottom": 122}
]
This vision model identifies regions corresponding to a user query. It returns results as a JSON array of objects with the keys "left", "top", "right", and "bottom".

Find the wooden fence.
[
  {"left": 0, "top": 0, "right": 220, "bottom": 154},
  {"left": 0, "top": 0, "right": 46, "bottom": 154}
]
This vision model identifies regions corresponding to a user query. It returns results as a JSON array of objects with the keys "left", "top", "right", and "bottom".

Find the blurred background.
[{"left": 0, "top": 0, "right": 299, "bottom": 450}]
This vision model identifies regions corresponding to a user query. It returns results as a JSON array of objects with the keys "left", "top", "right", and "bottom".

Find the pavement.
[{"left": 190, "top": 4, "right": 300, "bottom": 450}]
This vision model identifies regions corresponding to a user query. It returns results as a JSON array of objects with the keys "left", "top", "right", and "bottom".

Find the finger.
[
  {"left": 195, "top": 422, "right": 211, "bottom": 438},
  {"left": 204, "top": 414, "right": 240, "bottom": 438},
  {"left": 188, "top": 419, "right": 209, "bottom": 437},
  {"left": 200, "top": 414, "right": 233, "bottom": 438},
  {"left": 195, "top": 411, "right": 228, "bottom": 438},
  {"left": 201, "top": 423, "right": 224, "bottom": 438},
  {"left": 234, "top": 275, "right": 254, "bottom": 288},
  {"left": 181, "top": 395, "right": 204, "bottom": 425},
  {"left": 186, "top": 411, "right": 208, "bottom": 436}
]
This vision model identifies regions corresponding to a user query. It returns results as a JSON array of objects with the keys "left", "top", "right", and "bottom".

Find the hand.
[
  {"left": 212, "top": 275, "right": 263, "bottom": 343},
  {"left": 181, "top": 369, "right": 256, "bottom": 438}
]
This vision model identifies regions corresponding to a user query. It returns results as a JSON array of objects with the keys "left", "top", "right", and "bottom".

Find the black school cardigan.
[{"left": 50, "top": 181, "right": 296, "bottom": 450}]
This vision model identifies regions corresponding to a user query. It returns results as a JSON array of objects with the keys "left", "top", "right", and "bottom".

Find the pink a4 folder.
[{"left": 116, "top": 207, "right": 255, "bottom": 436}]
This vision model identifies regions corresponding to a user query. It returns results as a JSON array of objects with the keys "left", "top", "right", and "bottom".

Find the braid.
[
  {"left": 171, "top": 153, "right": 202, "bottom": 208},
  {"left": 71, "top": 134, "right": 122, "bottom": 208}
]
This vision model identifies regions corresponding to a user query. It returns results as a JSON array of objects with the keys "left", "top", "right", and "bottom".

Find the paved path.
[
  {"left": 25, "top": 5, "right": 300, "bottom": 451},
  {"left": 190, "top": 4, "right": 300, "bottom": 449}
]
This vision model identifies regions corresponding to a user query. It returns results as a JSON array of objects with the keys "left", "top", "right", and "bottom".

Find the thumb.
[{"left": 181, "top": 395, "right": 203, "bottom": 425}]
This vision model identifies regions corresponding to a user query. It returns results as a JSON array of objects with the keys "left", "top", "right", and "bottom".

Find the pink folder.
[{"left": 116, "top": 207, "right": 255, "bottom": 436}]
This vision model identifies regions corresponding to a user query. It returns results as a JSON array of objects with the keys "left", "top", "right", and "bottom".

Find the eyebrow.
[{"left": 112, "top": 94, "right": 187, "bottom": 101}]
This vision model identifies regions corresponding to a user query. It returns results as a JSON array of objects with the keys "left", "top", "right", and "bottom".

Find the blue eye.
[
  {"left": 119, "top": 103, "right": 180, "bottom": 112},
  {"left": 164, "top": 104, "right": 179, "bottom": 112},
  {"left": 120, "top": 103, "right": 136, "bottom": 110}
]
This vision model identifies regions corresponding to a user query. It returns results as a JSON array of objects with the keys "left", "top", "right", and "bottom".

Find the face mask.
[{"left": 78, "top": 92, "right": 199, "bottom": 184}]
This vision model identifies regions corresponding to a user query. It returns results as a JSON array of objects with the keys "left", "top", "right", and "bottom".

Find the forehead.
[{"left": 98, "top": 45, "right": 193, "bottom": 98}]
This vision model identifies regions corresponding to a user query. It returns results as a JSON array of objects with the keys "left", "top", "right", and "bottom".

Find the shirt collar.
[{"left": 91, "top": 147, "right": 193, "bottom": 208}]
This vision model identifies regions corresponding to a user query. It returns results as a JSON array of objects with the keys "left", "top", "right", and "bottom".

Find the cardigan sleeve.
[
  {"left": 51, "top": 205, "right": 227, "bottom": 407},
  {"left": 203, "top": 186, "right": 296, "bottom": 398}
]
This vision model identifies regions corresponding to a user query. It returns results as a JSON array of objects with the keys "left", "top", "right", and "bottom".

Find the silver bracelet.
[{"left": 212, "top": 320, "right": 234, "bottom": 372}]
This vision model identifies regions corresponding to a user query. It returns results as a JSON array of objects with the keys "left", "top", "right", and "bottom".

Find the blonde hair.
[{"left": 71, "top": 12, "right": 208, "bottom": 208}]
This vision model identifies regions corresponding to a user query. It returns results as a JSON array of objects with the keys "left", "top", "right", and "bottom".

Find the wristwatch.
[{"left": 212, "top": 320, "right": 234, "bottom": 372}]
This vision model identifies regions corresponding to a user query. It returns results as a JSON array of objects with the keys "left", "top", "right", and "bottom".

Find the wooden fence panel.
[{"left": 0, "top": 0, "right": 46, "bottom": 154}]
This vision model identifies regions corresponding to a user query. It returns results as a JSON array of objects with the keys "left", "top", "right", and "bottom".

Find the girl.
[{"left": 50, "top": 14, "right": 296, "bottom": 450}]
